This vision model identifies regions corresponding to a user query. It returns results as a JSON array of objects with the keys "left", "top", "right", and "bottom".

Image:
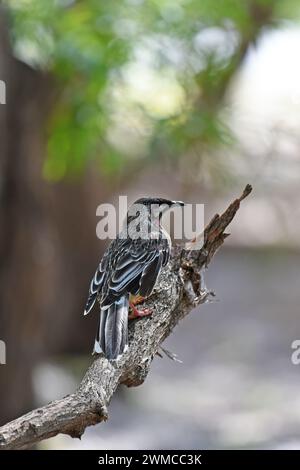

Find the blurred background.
[{"left": 0, "top": 0, "right": 300, "bottom": 449}]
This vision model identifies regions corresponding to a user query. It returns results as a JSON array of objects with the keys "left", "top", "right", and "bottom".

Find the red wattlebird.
[{"left": 84, "top": 197, "right": 184, "bottom": 360}]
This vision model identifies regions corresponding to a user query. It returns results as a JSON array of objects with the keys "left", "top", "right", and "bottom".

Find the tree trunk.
[
  {"left": 0, "top": 13, "right": 56, "bottom": 423},
  {"left": 0, "top": 12, "right": 112, "bottom": 424}
]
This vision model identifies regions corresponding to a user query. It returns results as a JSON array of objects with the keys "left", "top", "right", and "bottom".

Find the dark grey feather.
[
  {"left": 139, "top": 252, "right": 163, "bottom": 297},
  {"left": 94, "top": 296, "right": 129, "bottom": 359}
]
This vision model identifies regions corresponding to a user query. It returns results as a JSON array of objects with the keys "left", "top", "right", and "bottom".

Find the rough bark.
[{"left": 0, "top": 185, "right": 252, "bottom": 450}]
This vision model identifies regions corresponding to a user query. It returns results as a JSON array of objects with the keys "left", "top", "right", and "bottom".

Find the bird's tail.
[{"left": 93, "top": 296, "right": 129, "bottom": 360}]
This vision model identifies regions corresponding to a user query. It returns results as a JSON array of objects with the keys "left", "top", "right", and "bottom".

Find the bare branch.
[{"left": 0, "top": 185, "right": 252, "bottom": 450}]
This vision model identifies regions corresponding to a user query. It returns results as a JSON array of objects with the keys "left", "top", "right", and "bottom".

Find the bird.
[{"left": 83, "top": 197, "right": 184, "bottom": 360}]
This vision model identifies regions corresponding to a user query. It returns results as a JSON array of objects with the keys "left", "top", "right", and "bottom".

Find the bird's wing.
[
  {"left": 138, "top": 250, "right": 163, "bottom": 297},
  {"left": 83, "top": 247, "right": 111, "bottom": 315},
  {"left": 101, "top": 238, "right": 168, "bottom": 307}
]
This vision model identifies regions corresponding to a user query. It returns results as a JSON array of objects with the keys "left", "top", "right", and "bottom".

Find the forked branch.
[{"left": 0, "top": 185, "right": 252, "bottom": 449}]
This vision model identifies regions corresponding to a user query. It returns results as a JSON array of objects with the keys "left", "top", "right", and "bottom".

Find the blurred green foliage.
[{"left": 3, "top": 0, "right": 299, "bottom": 181}]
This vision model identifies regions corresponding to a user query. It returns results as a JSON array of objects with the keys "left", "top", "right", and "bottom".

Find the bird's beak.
[{"left": 171, "top": 200, "right": 185, "bottom": 207}]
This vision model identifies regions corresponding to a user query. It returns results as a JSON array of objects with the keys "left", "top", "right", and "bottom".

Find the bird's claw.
[{"left": 128, "top": 304, "right": 152, "bottom": 320}]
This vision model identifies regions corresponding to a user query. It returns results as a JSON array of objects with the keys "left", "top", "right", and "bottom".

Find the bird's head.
[
  {"left": 133, "top": 197, "right": 184, "bottom": 212},
  {"left": 127, "top": 197, "right": 184, "bottom": 225}
]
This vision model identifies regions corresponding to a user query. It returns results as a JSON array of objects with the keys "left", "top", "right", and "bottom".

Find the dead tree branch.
[{"left": 0, "top": 185, "right": 252, "bottom": 450}]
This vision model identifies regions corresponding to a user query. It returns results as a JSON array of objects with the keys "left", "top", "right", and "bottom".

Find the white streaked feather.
[{"left": 93, "top": 339, "right": 102, "bottom": 354}]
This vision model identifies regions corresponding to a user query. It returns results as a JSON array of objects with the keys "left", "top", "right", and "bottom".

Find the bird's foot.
[
  {"left": 128, "top": 303, "right": 152, "bottom": 320},
  {"left": 130, "top": 295, "right": 147, "bottom": 306}
]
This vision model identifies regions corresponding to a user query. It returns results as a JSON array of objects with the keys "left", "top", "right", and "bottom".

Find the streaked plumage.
[{"left": 84, "top": 197, "right": 184, "bottom": 360}]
